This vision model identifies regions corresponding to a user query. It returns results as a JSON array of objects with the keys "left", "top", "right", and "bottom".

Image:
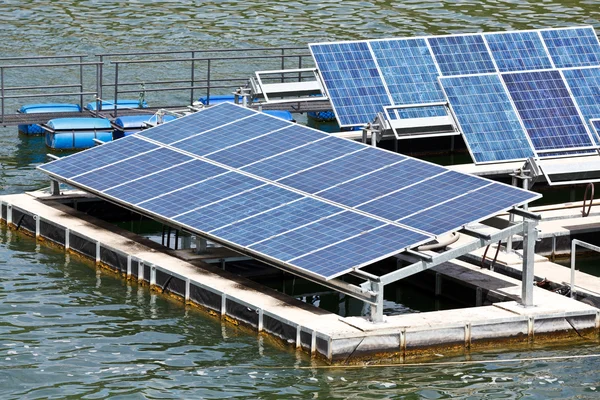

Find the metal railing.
[
  {"left": 97, "top": 47, "right": 312, "bottom": 116},
  {"left": 0, "top": 55, "right": 100, "bottom": 122},
  {"left": 0, "top": 47, "right": 314, "bottom": 124},
  {"left": 570, "top": 239, "right": 600, "bottom": 298}
]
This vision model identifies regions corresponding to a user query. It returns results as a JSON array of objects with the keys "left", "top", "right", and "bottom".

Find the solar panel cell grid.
[
  {"left": 277, "top": 147, "right": 404, "bottom": 194},
  {"left": 205, "top": 125, "right": 327, "bottom": 169},
  {"left": 103, "top": 160, "right": 228, "bottom": 204},
  {"left": 137, "top": 172, "right": 264, "bottom": 218},
  {"left": 485, "top": 31, "right": 553, "bottom": 72},
  {"left": 140, "top": 102, "right": 256, "bottom": 144},
  {"left": 439, "top": 74, "right": 534, "bottom": 163},
  {"left": 541, "top": 27, "right": 600, "bottom": 68},
  {"left": 173, "top": 185, "right": 304, "bottom": 233},
  {"left": 249, "top": 211, "right": 386, "bottom": 262},
  {"left": 502, "top": 70, "right": 593, "bottom": 151},
  {"left": 399, "top": 182, "right": 537, "bottom": 235},
  {"left": 241, "top": 136, "right": 365, "bottom": 181},
  {"left": 428, "top": 34, "right": 497, "bottom": 76},
  {"left": 310, "top": 42, "right": 392, "bottom": 126},
  {"left": 316, "top": 158, "right": 447, "bottom": 207},
  {"left": 369, "top": 38, "right": 446, "bottom": 118},
  {"left": 41, "top": 136, "right": 159, "bottom": 179},
  {"left": 71, "top": 148, "right": 194, "bottom": 192},
  {"left": 210, "top": 198, "right": 344, "bottom": 247},
  {"left": 289, "top": 224, "right": 430, "bottom": 279},
  {"left": 562, "top": 67, "right": 600, "bottom": 144},
  {"left": 358, "top": 170, "right": 489, "bottom": 222},
  {"left": 172, "top": 112, "right": 290, "bottom": 157},
  {"left": 38, "top": 102, "right": 540, "bottom": 280}
]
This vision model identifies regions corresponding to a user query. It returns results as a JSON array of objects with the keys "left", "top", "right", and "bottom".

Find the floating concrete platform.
[{"left": 2, "top": 192, "right": 599, "bottom": 363}]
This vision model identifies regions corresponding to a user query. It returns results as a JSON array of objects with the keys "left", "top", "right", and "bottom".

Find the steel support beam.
[
  {"left": 384, "top": 221, "right": 526, "bottom": 286},
  {"left": 521, "top": 218, "right": 538, "bottom": 307}
]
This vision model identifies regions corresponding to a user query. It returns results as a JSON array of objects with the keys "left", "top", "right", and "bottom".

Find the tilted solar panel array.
[
  {"left": 311, "top": 26, "right": 600, "bottom": 163},
  {"left": 38, "top": 103, "right": 539, "bottom": 281}
]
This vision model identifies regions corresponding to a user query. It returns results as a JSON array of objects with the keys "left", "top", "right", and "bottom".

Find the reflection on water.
[{"left": 2, "top": 0, "right": 600, "bottom": 398}]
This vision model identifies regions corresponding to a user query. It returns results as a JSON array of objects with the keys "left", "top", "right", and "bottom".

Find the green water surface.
[{"left": 2, "top": 1, "right": 600, "bottom": 398}]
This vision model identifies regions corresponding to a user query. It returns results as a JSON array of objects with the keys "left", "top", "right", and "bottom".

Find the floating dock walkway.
[{"left": 2, "top": 191, "right": 598, "bottom": 363}]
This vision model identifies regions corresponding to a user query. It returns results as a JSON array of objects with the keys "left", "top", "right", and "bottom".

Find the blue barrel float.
[
  {"left": 45, "top": 118, "right": 113, "bottom": 150},
  {"left": 85, "top": 99, "right": 148, "bottom": 111},
  {"left": 198, "top": 95, "right": 295, "bottom": 122},
  {"left": 18, "top": 103, "right": 82, "bottom": 135},
  {"left": 113, "top": 114, "right": 177, "bottom": 139}
]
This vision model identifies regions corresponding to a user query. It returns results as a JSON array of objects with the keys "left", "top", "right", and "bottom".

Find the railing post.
[
  {"left": 113, "top": 62, "right": 119, "bottom": 117},
  {"left": 571, "top": 240, "right": 577, "bottom": 299},
  {"left": 98, "top": 55, "right": 104, "bottom": 103},
  {"left": 190, "top": 51, "right": 196, "bottom": 106},
  {"left": 206, "top": 59, "right": 211, "bottom": 104},
  {"left": 79, "top": 55, "right": 84, "bottom": 110},
  {"left": 1, "top": 67, "right": 4, "bottom": 122},
  {"left": 521, "top": 218, "right": 538, "bottom": 307}
]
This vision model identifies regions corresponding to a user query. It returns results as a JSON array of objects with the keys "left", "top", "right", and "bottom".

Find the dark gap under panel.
[{"left": 1, "top": 204, "right": 6, "bottom": 221}]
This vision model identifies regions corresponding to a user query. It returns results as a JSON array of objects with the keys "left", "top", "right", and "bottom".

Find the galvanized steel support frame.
[{"left": 364, "top": 211, "right": 540, "bottom": 322}]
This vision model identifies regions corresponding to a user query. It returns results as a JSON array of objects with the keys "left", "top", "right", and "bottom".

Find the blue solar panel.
[
  {"left": 357, "top": 171, "right": 489, "bottom": 222},
  {"left": 310, "top": 41, "right": 392, "bottom": 126},
  {"left": 138, "top": 172, "right": 264, "bottom": 218},
  {"left": 241, "top": 136, "right": 365, "bottom": 181},
  {"left": 369, "top": 38, "right": 447, "bottom": 118},
  {"left": 278, "top": 147, "right": 404, "bottom": 194},
  {"left": 399, "top": 182, "right": 536, "bottom": 236},
  {"left": 562, "top": 67, "right": 600, "bottom": 143},
  {"left": 541, "top": 27, "right": 600, "bottom": 68},
  {"left": 316, "top": 158, "right": 447, "bottom": 207},
  {"left": 139, "top": 102, "right": 256, "bottom": 144},
  {"left": 428, "top": 34, "right": 497, "bottom": 76},
  {"left": 38, "top": 102, "right": 539, "bottom": 280},
  {"left": 71, "top": 148, "right": 194, "bottom": 192},
  {"left": 39, "top": 136, "right": 159, "bottom": 179},
  {"left": 174, "top": 185, "right": 304, "bottom": 233},
  {"left": 288, "top": 224, "right": 430, "bottom": 279},
  {"left": 172, "top": 112, "right": 290, "bottom": 157},
  {"left": 592, "top": 119, "right": 600, "bottom": 134},
  {"left": 103, "top": 160, "right": 228, "bottom": 204},
  {"left": 206, "top": 125, "right": 327, "bottom": 168},
  {"left": 440, "top": 74, "right": 534, "bottom": 163},
  {"left": 485, "top": 31, "right": 553, "bottom": 72},
  {"left": 249, "top": 211, "right": 386, "bottom": 262},
  {"left": 210, "top": 198, "right": 344, "bottom": 247},
  {"left": 502, "top": 70, "right": 594, "bottom": 151}
]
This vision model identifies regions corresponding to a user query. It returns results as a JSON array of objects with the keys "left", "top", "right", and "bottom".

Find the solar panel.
[
  {"left": 140, "top": 102, "right": 256, "bottom": 144},
  {"left": 439, "top": 74, "right": 535, "bottom": 163},
  {"left": 541, "top": 26, "right": 600, "bottom": 68},
  {"left": 38, "top": 103, "right": 539, "bottom": 280},
  {"left": 427, "top": 34, "right": 497, "bottom": 76},
  {"left": 309, "top": 41, "right": 392, "bottom": 127},
  {"left": 484, "top": 31, "right": 553, "bottom": 72},
  {"left": 369, "top": 38, "right": 447, "bottom": 118},
  {"left": 562, "top": 67, "right": 600, "bottom": 143},
  {"left": 310, "top": 25, "right": 600, "bottom": 138},
  {"left": 502, "top": 70, "right": 595, "bottom": 152}
]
